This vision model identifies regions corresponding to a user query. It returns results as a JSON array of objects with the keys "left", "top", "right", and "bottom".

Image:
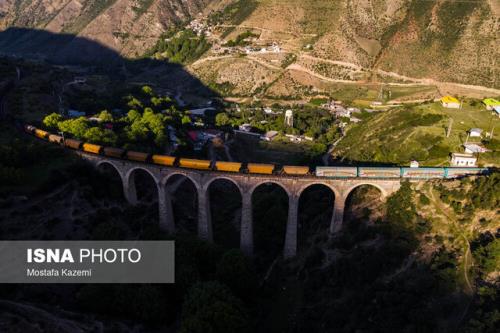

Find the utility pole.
[{"left": 446, "top": 118, "right": 453, "bottom": 138}]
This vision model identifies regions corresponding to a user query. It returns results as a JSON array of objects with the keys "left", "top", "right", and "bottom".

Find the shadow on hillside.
[{"left": 0, "top": 27, "right": 217, "bottom": 99}]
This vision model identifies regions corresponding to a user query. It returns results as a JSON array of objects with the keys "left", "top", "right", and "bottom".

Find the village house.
[
  {"left": 468, "top": 128, "right": 482, "bottom": 138},
  {"left": 238, "top": 123, "right": 252, "bottom": 132},
  {"left": 262, "top": 130, "right": 278, "bottom": 141},
  {"left": 450, "top": 153, "right": 477, "bottom": 167},
  {"left": 440, "top": 96, "right": 461, "bottom": 109},
  {"left": 482, "top": 98, "right": 500, "bottom": 111},
  {"left": 463, "top": 143, "right": 488, "bottom": 154},
  {"left": 336, "top": 108, "right": 351, "bottom": 118},
  {"left": 493, "top": 105, "right": 500, "bottom": 118}
]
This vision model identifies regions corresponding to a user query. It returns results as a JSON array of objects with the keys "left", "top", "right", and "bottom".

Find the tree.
[
  {"left": 43, "top": 113, "right": 63, "bottom": 130},
  {"left": 84, "top": 127, "right": 118, "bottom": 145},
  {"left": 57, "top": 117, "right": 90, "bottom": 139},
  {"left": 216, "top": 250, "right": 257, "bottom": 300},
  {"left": 141, "top": 85, "right": 154, "bottom": 96},
  {"left": 180, "top": 281, "right": 250, "bottom": 333},
  {"left": 182, "top": 115, "right": 192, "bottom": 125},
  {"left": 126, "top": 109, "right": 141, "bottom": 123},
  {"left": 216, "top": 112, "right": 230, "bottom": 127},
  {"left": 98, "top": 110, "right": 114, "bottom": 122},
  {"left": 127, "top": 96, "right": 143, "bottom": 109}
]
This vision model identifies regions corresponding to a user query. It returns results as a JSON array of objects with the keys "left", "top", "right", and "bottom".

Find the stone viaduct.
[{"left": 80, "top": 153, "right": 401, "bottom": 258}]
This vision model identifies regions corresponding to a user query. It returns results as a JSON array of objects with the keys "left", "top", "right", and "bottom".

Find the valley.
[{"left": 0, "top": 1, "right": 498, "bottom": 332}]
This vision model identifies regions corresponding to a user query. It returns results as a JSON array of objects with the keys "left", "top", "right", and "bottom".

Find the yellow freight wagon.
[
  {"left": 215, "top": 161, "right": 242, "bottom": 173},
  {"left": 178, "top": 158, "right": 212, "bottom": 170},
  {"left": 283, "top": 166, "right": 309, "bottom": 176},
  {"left": 247, "top": 163, "right": 275, "bottom": 175},
  {"left": 64, "top": 139, "right": 82, "bottom": 150},
  {"left": 82, "top": 143, "right": 102, "bottom": 154},
  {"left": 103, "top": 147, "right": 125, "bottom": 158},
  {"left": 48, "top": 134, "right": 63, "bottom": 144},
  {"left": 34, "top": 129, "right": 49, "bottom": 140},
  {"left": 152, "top": 155, "right": 176, "bottom": 166},
  {"left": 126, "top": 151, "right": 150, "bottom": 162}
]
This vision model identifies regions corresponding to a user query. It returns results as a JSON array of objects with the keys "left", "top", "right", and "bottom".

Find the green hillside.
[{"left": 335, "top": 101, "right": 500, "bottom": 166}]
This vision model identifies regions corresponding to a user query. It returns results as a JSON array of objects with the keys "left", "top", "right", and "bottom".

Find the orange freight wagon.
[
  {"left": 126, "top": 151, "right": 150, "bottom": 162},
  {"left": 152, "top": 155, "right": 176, "bottom": 166},
  {"left": 82, "top": 143, "right": 102, "bottom": 154},
  {"left": 34, "top": 129, "right": 49, "bottom": 140},
  {"left": 64, "top": 139, "right": 82, "bottom": 150},
  {"left": 48, "top": 134, "right": 63, "bottom": 144},
  {"left": 283, "top": 165, "right": 309, "bottom": 176},
  {"left": 103, "top": 147, "right": 125, "bottom": 159},
  {"left": 247, "top": 163, "right": 275, "bottom": 175},
  {"left": 215, "top": 161, "right": 242, "bottom": 173},
  {"left": 178, "top": 158, "right": 212, "bottom": 170}
]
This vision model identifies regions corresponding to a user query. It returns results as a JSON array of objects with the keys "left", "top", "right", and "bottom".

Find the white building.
[
  {"left": 469, "top": 128, "right": 482, "bottom": 137},
  {"left": 238, "top": 123, "right": 252, "bottom": 132},
  {"left": 262, "top": 130, "right": 279, "bottom": 141},
  {"left": 410, "top": 161, "right": 419, "bottom": 168},
  {"left": 285, "top": 109, "right": 294, "bottom": 127},
  {"left": 450, "top": 153, "right": 477, "bottom": 167},
  {"left": 463, "top": 143, "right": 488, "bottom": 154},
  {"left": 441, "top": 96, "right": 461, "bottom": 109}
]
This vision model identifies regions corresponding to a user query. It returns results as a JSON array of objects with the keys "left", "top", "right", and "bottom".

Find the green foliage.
[
  {"left": 180, "top": 281, "right": 250, "bottom": 333},
  {"left": 0, "top": 165, "right": 23, "bottom": 185},
  {"left": 77, "top": 284, "right": 173, "bottom": 325},
  {"left": 127, "top": 96, "right": 143, "bottom": 109},
  {"left": 336, "top": 108, "right": 447, "bottom": 164},
  {"left": 208, "top": 0, "right": 258, "bottom": 25},
  {"left": 384, "top": 181, "right": 420, "bottom": 250},
  {"left": 84, "top": 127, "right": 118, "bottom": 145},
  {"left": 131, "top": 0, "right": 154, "bottom": 19},
  {"left": 473, "top": 238, "right": 500, "bottom": 275},
  {"left": 141, "top": 85, "right": 154, "bottom": 96},
  {"left": 440, "top": 172, "right": 500, "bottom": 213},
  {"left": 215, "top": 250, "right": 257, "bottom": 300},
  {"left": 97, "top": 110, "right": 113, "bottom": 122},
  {"left": 181, "top": 115, "right": 192, "bottom": 125},
  {"left": 419, "top": 193, "right": 430, "bottom": 205},
  {"left": 224, "top": 30, "right": 259, "bottom": 47},
  {"left": 281, "top": 53, "right": 297, "bottom": 68},
  {"left": 215, "top": 112, "right": 231, "bottom": 127},
  {"left": 149, "top": 29, "right": 211, "bottom": 64},
  {"left": 43, "top": 113, "right": 63, "bottom": 130},
  {"left": 57, "top": 117, "right": 90, "bottom": 139}
]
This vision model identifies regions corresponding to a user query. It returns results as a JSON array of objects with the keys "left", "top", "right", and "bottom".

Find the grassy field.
[{"left": 335, "top": 100, "right": 499, "bottom": 166}]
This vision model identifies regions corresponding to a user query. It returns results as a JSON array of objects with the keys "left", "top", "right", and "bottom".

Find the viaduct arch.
[{"left": 87, "top": 153, "right": 401, "bottom": 258}]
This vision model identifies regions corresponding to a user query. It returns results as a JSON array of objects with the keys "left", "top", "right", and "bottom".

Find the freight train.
[{"left": 24, "top": 125, "right": 489, "bottom": 179}]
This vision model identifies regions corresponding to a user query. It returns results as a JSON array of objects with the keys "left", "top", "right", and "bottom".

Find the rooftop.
[
  {"left": 441, "top": 96, "right": 460, "bottom": 104},
  {"left": 483, "top": 98, "right": 500, "bottom": 106},
  {"left": 464, "top": 143, "right": 488, "bottom": 153},
  {"left": 451, "top": 153, "right": 476, "bottom": 159}
]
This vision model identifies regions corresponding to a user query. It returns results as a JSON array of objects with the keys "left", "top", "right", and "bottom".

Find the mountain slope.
[
  {"left": 0, "top": 0, "right": 220, "bottom": 58},
  {"left": 0, "top": 0, "right": 498, "bottom": 90}
]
